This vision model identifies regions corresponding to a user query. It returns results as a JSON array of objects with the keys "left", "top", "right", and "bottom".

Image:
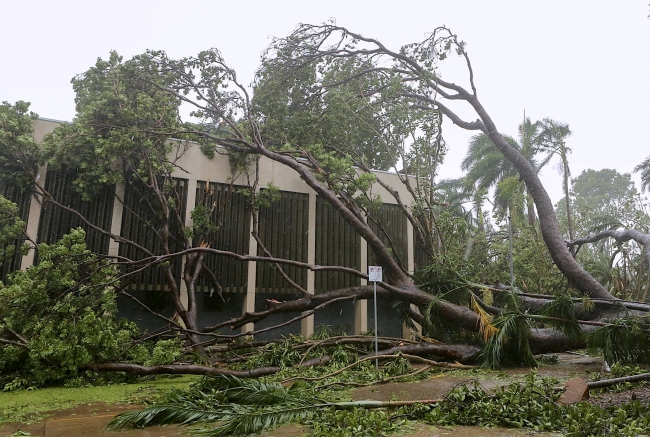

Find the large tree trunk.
[{"left": 469, "top": 97, "right": 614, "bottom": 300}]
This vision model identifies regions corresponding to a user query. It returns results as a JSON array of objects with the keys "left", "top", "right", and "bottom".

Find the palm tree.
[
  {"left": 635, "top": 156, "right": 650, "bottom": 193},
  {"left": 461, "top": 117, "right": 548, "bottom": 226},
  {"left": 538, "top": 118, "right": 574, "bottom": 240},
  {"left": 436, "top": 178, "right": 488, "bottom": 232}
]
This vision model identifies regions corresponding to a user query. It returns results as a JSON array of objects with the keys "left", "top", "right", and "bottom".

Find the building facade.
[{"left": 4, "top": 118, "right": 420, "bottom": 340}]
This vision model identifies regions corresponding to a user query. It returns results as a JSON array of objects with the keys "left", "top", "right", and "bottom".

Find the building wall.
[{"left": 8, "top": 118, "right": 418, "bottom": 339}]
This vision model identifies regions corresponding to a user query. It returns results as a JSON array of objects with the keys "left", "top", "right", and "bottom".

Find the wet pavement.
[
  {"left": 352, "top": 352, "right": 604, "bottom": 403},
  {"left": 396, "top": 424, "right": 561, "bottom": 436},
  {"left": 0, "top": 353, "right": 602, "bottom": 437},
  {"left": 1, "top": 416, "right": 559, "bottom": 437},
  {"left": 259, "top": 423, "right": 559, "bottom": 437}
]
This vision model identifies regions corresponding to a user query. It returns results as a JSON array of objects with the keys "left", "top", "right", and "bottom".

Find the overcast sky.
[{"left": 2, "top": 0, "right": 648, "bottom": 204}]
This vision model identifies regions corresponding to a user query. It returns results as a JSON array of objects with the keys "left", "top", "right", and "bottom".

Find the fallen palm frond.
[
  {"left": 539, "top": 293, "right": 583, "bottom": 339},
  {"left": 471, "top": 293, "right": 498, "bottom": 342},
  {"left": 587, "top": 317, "right": 650, "bottom": 364},
  {"left": 106, "top": 375, "right": 329, "bottom": 435},
  {"left": 199, "top": 401, "right": 330, "bottom": 436},
  {"left": 105, "top": 373, "right": 444, "bottom": 436},
  {"left": 104, "top": 400, "right": 224, "bottom": 430},
  {"left": 478, "top": 312, "right": 536, "bottom": 369}
]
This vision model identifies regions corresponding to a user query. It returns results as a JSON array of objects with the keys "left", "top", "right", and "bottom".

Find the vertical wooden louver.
[
  {"left": 119, "top": 177, "right": 187, "bottom": 295},
  {"left": 194, "top": 181, "right": 249, "bottom": 294},
  {"left": 314, "top": 196, "right": 361, "bottom": 292},
  {"left": 367, "top": 203, "right": 409, "bottom": 274},
  {"left": 37, "top": 168, "right": 113, "bottom": 255},
  {"left": 256, "top": 191, "right": 309, "bottom": 294},
  {"left": 0, "top": 182, "right": 31, "bottom": 278},
  {"left": 413, "top": 233, "right": 431, "bottom": 272}
]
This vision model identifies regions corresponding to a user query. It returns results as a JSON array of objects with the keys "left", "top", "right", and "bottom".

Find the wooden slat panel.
[
  {"left": 195, "top": 181, "right": 249, "bottom": 293},
  {"left": 37, "top": 168, "right": 113, "bottom": 255},
  {"left": 0, "top": 182, "right": 31, "bottom": 278},
  {"left": 367, "top": 203, "right": 409, "bottom": 278},
  {"left": 314, "top": 196, "right": 360, "bottom": 293},
  {"left": 413, "top": 214, "right": 432, "bottom": 271},
  {"left": 119, "top": 176, "right": 187, "bottom": 292},
  {"left": 256, "top": 191, "right": 308, "bottom": 294}
]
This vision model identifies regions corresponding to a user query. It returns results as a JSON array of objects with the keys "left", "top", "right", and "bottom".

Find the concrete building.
[{"left": 5, "top": 118, "right": 420, "bottom": 340}]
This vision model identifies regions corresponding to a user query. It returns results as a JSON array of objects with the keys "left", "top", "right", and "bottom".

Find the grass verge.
[{"left": 0, "top": 375, "right": 200, "bottom": 424}]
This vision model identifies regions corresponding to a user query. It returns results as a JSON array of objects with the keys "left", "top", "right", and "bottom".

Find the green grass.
[{"left": 0, "top": 375, "right": 200, "bottom": 424}]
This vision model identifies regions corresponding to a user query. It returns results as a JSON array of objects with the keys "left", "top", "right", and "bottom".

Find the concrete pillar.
[
  {"left": 107, "top": 183, "right": 126, "bottom": 258},
  {"left": 301, "top": 192, "right": 317, "bottom": 338},
  {"left": 355, "top": 232, "right": 368, "bottom": 334},
  {"left": 407, "top": 220, "right": 415, "bottom": 275},
  {"left": 21, "top": 165, "right": 47, "bottom": 270},
  {"left": 243, "top": 211, "right": 257, "bottom": 334},
  {"left": 403, "top": 220, "right": 422, "bottom": 339},
  {"left": 179, "top": 179, "right": 197, "bottom": 310}
]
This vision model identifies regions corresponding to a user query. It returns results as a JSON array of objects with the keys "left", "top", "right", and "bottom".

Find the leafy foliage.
[
  {"left": 0, "top": 196, "right": 28, "bottom": 266},
  {"left": 22, "top": 366, "right": 650, "bottom": 437},
  {"left": 307, "top": 407, "right": 406, "bottom": 437},
  {"left": 555, "top": 168, "right": 650, "bottom": 301},
  {"left": 0, "top": 229, "right": 140, "bottom": 388},
  {"left": 418, "top": 371, "right": 650, "bottom": 437},
  {"left": 587, "top": 317, "right": 650, "bottom": 364},
  {"left": 0, "top": 229, "right": 183, "bottom": 389},
  {"left": 243, "top": 336, "right": 306, "bottom": 369},
  {"left": 0, "top": 101, "right": 41, "bottom": 190},
  {"left": 636, "top": 156, "right": 650, "bottom": 193},
  {"left": 106, "top": 334, "right": 432, "bottom": 436},
  {"left": 425, "top": 372, "right": 560, "bottom": 429},
  {"left": 42, "top": 51, "right": 185, "bottom": 198},
  {"left": 255, "top": 47, "right": 433, "bottom": 172}
]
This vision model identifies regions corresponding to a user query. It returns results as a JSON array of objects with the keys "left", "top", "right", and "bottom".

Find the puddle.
[{"left": 0, "top": 403, "right": 185, "bottom": 437}]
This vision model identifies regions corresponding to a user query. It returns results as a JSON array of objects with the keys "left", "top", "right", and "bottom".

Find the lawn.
[{"left": 0, "top": 375, "right": 200, "bottom": 424}]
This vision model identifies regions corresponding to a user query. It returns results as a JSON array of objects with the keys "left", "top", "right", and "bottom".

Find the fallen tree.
[{"left": 2, "top": 23, "right": 650, "bottom": 384}]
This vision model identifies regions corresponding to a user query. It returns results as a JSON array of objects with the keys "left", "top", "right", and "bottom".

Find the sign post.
[{"left": 368, "top": 266, "right": 382, "bottom": 370}]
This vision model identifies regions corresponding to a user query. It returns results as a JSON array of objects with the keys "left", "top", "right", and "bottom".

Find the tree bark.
[
  {"left": 469, "top": 96, "right": 613, "bottom": 300},
  {"left": 87, "top": 341, "right": 480, "bottom": 377}
]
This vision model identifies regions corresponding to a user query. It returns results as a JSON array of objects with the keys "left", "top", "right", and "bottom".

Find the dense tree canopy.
[
  {"left": 1, "top": 23, "right": 650, "bottom": 386},
  {"left": 557, "top": 169, "right": 650, "bottom": 301},
  {"left": 557, "top": 169, "right": 648, "bottom": 237}
]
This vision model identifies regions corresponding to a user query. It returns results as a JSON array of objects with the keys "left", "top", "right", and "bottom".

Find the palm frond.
[
  {"left": 479, "top": 312, "right": 536, "bottom": 369},
  {"left": 219, "top": 376, "right": 296, "bottom": 405},
  {"left": 471, "top": 294, "right": 498, "bottom": 342},
  {"left": 105, "top": 403, "right": 224, "bottom": 430},
  {"left": 462, "top": 133, "right": 518, "bottom": 191},
  {"left": 539, "top": 294, "right": 583, "bottom": 339},
  {"left": 200, "top": 402, "right": 328, "bottom": 437},
  {"left": 106, "top": 375, "right": 331, "bottom": 436},
  {"left": 587, "top": 317, "right": 650, "bottom": 364}
]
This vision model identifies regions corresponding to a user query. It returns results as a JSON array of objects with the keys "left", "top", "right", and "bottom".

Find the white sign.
[{"left": 368, "top": 266, "right": 383, "bottom": 282}]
